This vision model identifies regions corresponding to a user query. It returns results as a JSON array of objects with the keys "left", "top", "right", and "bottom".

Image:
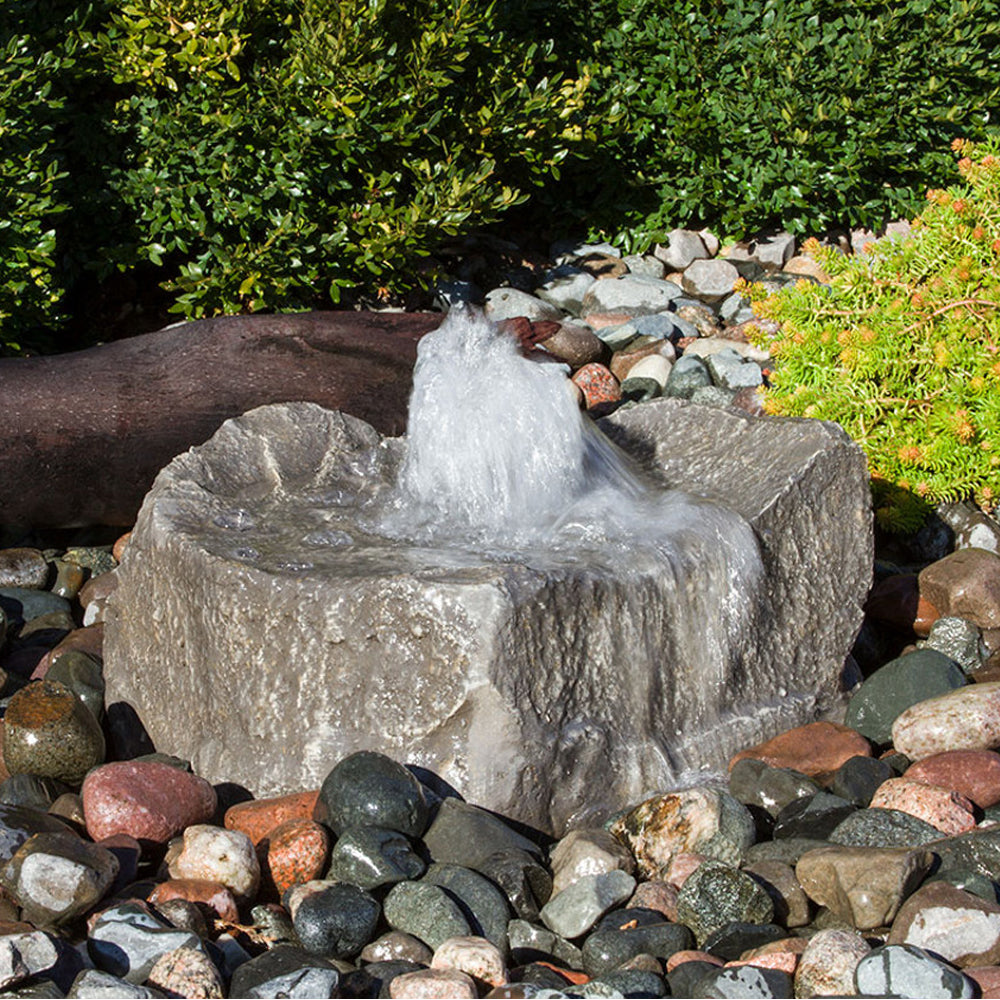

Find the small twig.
[{"left": 898, "top": 298, "right": 1000, "bottom": 336}]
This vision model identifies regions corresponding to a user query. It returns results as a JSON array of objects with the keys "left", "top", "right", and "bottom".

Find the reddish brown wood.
[{"left": 0, "top": 311, "right": 440, "bottom": 527}]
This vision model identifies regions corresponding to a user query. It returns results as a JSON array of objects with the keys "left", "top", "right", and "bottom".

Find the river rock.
[
  {"left": 893, "top": 682, "right": 1000, "bottom": 760},
  {"left": 844, "top": 649, "right": 967, "bottom": 745},
  {"left": 383, "top": 881, "right": 472, "bottom": 951},
  {"left": 0, "top": 550, "right": 49, "bottom": 590},
  {"left": 550, "top": 828, "right": 634, "bottom": 896},
  {"left": 854, "top": 943, "right": 977, "bottom": 998},
  {"left": 539, "top": 869, "right": 635, "bottom": 939},
  {"left": 291, "top": 881, "right": 381, "bottom": 959},
  {"left": 432, "top": 936, "right": 507, "bottom": 987},
  {"left": 793, "top": 928, "right": 870, "bottom": 998},
  {"left": 580, "top": 276, "right": 682, "bottom": 316},
  {"left": 228, "top": 945, "right": 339, "bottom": 999},
  {"left": 167, "top": 824, "right": 260, "bottom": 902},
  {"left": 729, "top": 721, "right": 872, "bottom": 778},
  {"left": 225, "top": 790, "right": 319, "bottom": 845},
  {"left": 795, "top": 845, "right": 933, "bottom": 930},
  {"left": 920, "top": 549, "right": 1000, "bottom": 629},
  {"left": 869, "top": 777, "right": 977, "bottom": 835},
  {"left": 609, "top": 787, "right": 755, "bottom": 879},
  {"left": 889, "top": 881, "right": 1000, "bottom": 967},
  {"left": 105, "top": 394, "right": 872, "bottom": 833},
  {"left": 906, "top": 750, "right": 1000, "bottom": 808},
  {"left": 325, "top": 825, "right": 421, "bottom": 891},
  {"left": 147, "top": 947, "right": 224, "bottom": 999},
  {"left": 675, "top": 861, "right": 774, "bottom": 944},
  {"left": 82, "top": 761, "right": 216, "bottom": 845},
  {"left": 681, "top": 259, "right": 740, "bottom": 302}
]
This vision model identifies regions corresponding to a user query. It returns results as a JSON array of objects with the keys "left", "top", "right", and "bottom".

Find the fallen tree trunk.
[{"left": 0, "top": 312, "right": 440, "bottom": 527}]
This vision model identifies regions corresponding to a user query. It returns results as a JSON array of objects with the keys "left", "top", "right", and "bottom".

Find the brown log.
[{"left": 0, "top": 311, "right": 441, "bottom": 527}]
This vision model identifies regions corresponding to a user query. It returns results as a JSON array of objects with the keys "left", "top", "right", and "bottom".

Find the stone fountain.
[{"left": 105, "top": 309, "right": 872, "bottom": 834}]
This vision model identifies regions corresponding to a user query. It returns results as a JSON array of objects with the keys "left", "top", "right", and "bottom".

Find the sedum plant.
[{"left": 747, "top": 138, "right": 1000, "bottom": 532}]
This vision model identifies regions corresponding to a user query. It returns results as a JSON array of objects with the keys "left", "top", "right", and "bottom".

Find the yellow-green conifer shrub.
[{"left": 746, "top": 138, "right": 1000, "bottom": 533}]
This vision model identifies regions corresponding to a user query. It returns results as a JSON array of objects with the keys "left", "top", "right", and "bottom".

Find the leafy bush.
[
  {"left": 747, "top": 138, "right": 1000, "bottom": 532},
  {"left": 91, "top": 0, "right": 611, "bottom": 319},
  {"left": 584, "top": 0, "right": 1000, "bottom": 246}
]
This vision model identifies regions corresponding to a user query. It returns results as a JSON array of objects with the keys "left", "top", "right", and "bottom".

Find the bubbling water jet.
[{"left": 377, "top": 306, "right": 763, "bottom": 659}]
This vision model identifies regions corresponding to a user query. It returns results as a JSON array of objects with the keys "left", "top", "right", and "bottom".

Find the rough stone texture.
[
  {"left": 920, "top": 548, "right": 1000, "bottom": 629},
  {"left": 905, "top": 750, "right": 1000, "bottom": 809},
  {"left": 105, "top": 397, "right": 871, "bottom": 834},
  {"left": 870, "top": 777, "right": 977, "bottom": 836},
  {"left": 793, "top": 928, "right": 869, "bottom": 997},
  {"left": 0, "top": 312, "right": 438, "bottom": 528}
]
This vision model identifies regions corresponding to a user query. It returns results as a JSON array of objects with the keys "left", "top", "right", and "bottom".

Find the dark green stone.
[
  {"left": 693, "top": 964, "right": 795, "bottom": 998},
  {"left": 477, "top": 848, "right": 552, "bottom": 921},
  {"left": 844, "top": 648, "right": 966, "bottom": 745},
  {"left": 927, "top": 866, "right": 1000, "bottom": 904},
  {"left": 931, "top": 827, "right": 1000, "bottom": 882},
  {"left": 291, "top": 882, "right": 380, "bottom": 959},
  {"left": 421, "top": 797, "right": 544, "bottom": 869},
  {"left": 581, "top": 908, "right": 692, "bottom": 976},
  {"left": 621, "top": 376, "right": 661, "bottom": 402},
  {"left": 676, "top": 860, "right": 774, "bottom": 945},
  {"left": 663, "top": 355, "right": 711, "bottom": 398},
  {"left": 423, "top": 862, "right": 511, "bottom": 953},
  {"left": 829, "top": 807, "right": 942, "bottom": 848},
  {"left": 669, "top": 960, "right": 721, "bottom": 998},
  {"left": 315, "top": 751, "right": 429, "bottom": 838},
  {"left": 383, "top": 880, "right": 471, "bottom": 951}
]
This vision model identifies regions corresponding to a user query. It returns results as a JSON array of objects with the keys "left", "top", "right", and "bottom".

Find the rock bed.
[{"left": 1, "top": 229, "right": 1000, "bottom": 998}]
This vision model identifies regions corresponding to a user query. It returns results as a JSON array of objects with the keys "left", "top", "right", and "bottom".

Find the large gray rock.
[{"left": 104, "top": 398, "right": 871, "bottom": 834}]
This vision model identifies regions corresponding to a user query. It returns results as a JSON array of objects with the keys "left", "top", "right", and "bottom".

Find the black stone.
[
  {"left": 772, "top": 792, "right": 856, "bottom": 840},
  {"left": 0, "top": 775, "right": 73, "bottom": 813},
  {"left": 292, "top": 882, "right": 381, "bottom": 960},
  {"left": 701, "top": 921, "right": 786, "bottom": 962},
  {"left": 830, "top": 755, "right": 894, "bottom": 808},
  {"left": 591, "top": 969, "right": 669, "bottom": 998},
  {"left": 927, "top": 867, "right": 1000, "bottom": 904},
  {"left": 693, "top": 964, "right": 795, "bottom": 998},
  {"left": 514, "top": 963, "right": 576, "bottom": 991},
  {"left": 345, "top": 960, "right": 423, "bottom": 999},
  {"left": 668, "top": 960, "right": 722, "bottom": 998},
  {"left": 422, "top": 797, "right": 544, "bottom": 870},
  {"left": 229, "top": 945, "right": 338, "bottom": 999},
  {"left": 477, "top": 848, "right": 552, "bottom": 921},
  {"left": 314, "top": 751, "right": 429, "bottom": 838}
]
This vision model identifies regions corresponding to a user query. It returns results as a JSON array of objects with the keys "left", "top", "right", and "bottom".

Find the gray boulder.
[{"left": 105, "top": 399, "right": 871, "bottom": 834}]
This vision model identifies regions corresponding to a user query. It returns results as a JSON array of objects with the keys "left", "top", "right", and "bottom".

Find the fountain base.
[{"left": 105, "top": 398, "right": 872, "bottom": 833}]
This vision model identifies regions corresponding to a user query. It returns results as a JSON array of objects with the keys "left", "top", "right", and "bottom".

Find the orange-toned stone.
[
  {"left": 905, "top": 749, "right": 1000, "bottom": 808},
  {"left": 967, "top": 966, "right": 1000, "bottom": 999},
  {"left": 259, "top": 818, "right": 330, "bottom": 899},
  {"left": 729, "top": 721, "right": 872, "bottom": 777},
  {"left": 113, "top": 532, "right": 132, "bottom": 563},
  {"left": 149, "top": 878, "right": 240, "bottom": 923},
  {"left": 571, "top": 363, "right": 620, "bottom": 410},
  {"left": 534, "top": 963, "right": 589, "bottom": 986},
  {"left": 869, "top": 776, "right": 976, "bottom": 835},
  {"left": 725, "top": 951, "right": 798, "bottom": 974},
  {"left": 665, "top": 950, "right": 724, "bottom": 973},
  {"left": 224, "top": 790, "right": 319, "bottom": 846},
  {"left": 914, "top": 597, "right": 941, "bottom": 638}
]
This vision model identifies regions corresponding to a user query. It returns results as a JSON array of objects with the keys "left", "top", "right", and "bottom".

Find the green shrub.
[
  {"left": 748, "top": 138, "right": 1000, "bottom": 532},
  {"left": 91, "top": 0, "right": 611, "bottom": 319},
  {"left": 582, "top": 0, "right": 1000, "bottom": 246}
]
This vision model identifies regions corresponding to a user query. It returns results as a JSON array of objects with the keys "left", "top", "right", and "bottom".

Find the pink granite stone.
[
  {"left": 905, "top": 750, "right": 1000, "bottom": 808},
  {"left": 148, "top": 879, "right": 239, "bottom": 923},
  {"left": 869, "top": 776, "right": 976, "bottom": 835},
  {"left": 82, "top": 761, "right": 217, "bottom": 845},
  {"left": 259, "top": 818, "right": 330, "bottom": 900}
]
